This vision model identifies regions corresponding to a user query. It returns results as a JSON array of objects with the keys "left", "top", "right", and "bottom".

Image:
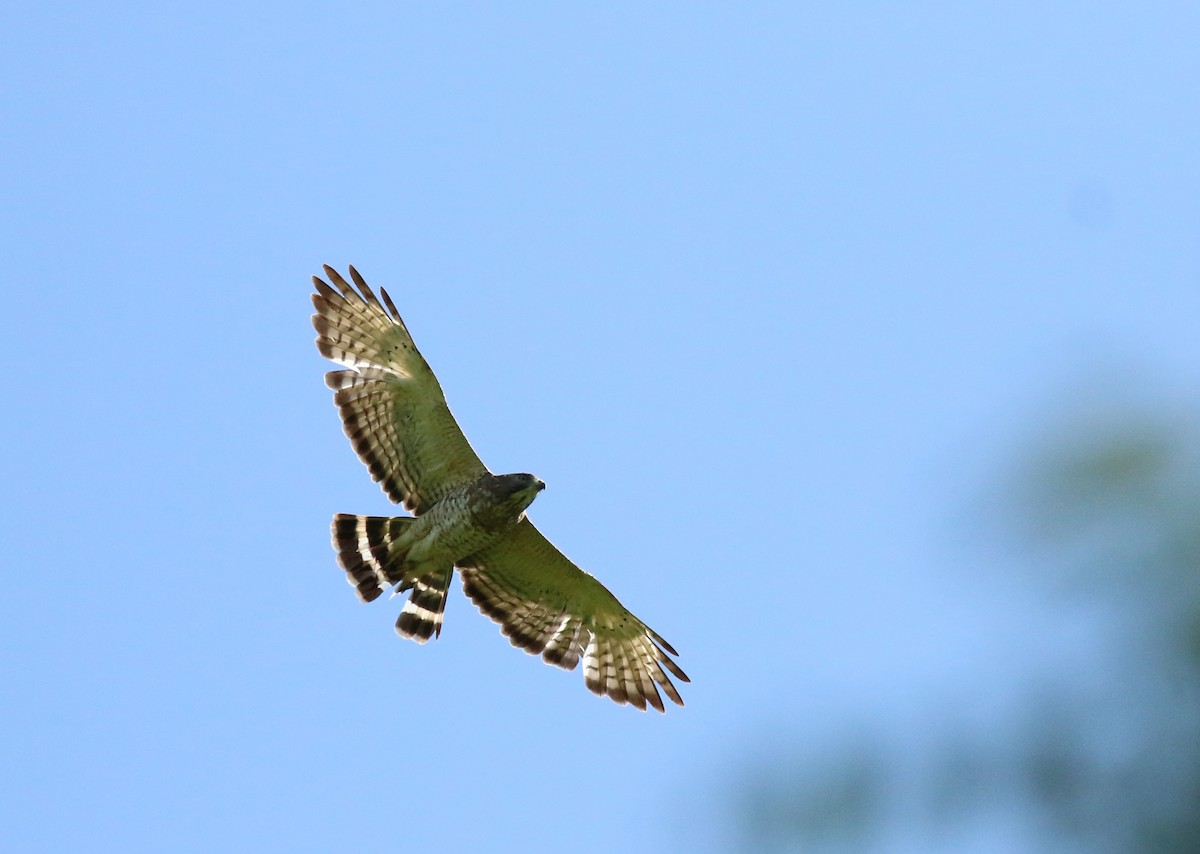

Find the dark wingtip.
[{"left": 379, "top": 286, "right": 402, "bottom": 322}]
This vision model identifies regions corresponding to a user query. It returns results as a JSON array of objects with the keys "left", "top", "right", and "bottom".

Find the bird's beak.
[{"left": 536, "top": 480, "right": 546, "bottom": 492}]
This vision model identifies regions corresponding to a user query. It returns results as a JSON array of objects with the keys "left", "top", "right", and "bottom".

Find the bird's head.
[
  {"left": 499, "top": 472, "right": 547, "bottom": 501},
  {"left": 494, "top": 472, "right": 546, "bottom": 512}
]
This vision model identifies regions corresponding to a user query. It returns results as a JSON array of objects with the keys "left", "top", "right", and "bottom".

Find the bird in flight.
[{"left": 312, "top": 266, "right": 688, "bottom": 711}]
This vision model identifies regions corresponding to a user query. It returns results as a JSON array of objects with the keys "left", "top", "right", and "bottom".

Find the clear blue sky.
[{"left": 2, "top": 3, "right": 1197, "bottom": 852}]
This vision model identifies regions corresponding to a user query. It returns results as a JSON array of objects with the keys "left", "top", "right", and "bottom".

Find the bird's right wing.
[
  {"left": 457, "top": 519, "right": 689, "bottom": 712},
  {"left": 312, "top": 265, "right": 487, "bottom": 513}
]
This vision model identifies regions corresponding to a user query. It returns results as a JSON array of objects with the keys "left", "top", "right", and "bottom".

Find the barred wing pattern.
[
  {"left": 458, "top": 519, "right": 689, "bottom": 712},
  {"left": 312, "top": 266, "right": 487, "bottom": 514}
]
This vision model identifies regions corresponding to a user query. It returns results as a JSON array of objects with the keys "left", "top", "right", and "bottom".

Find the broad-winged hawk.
[{"left": 312, "top": 266, "right": 688, "bottom": 711}]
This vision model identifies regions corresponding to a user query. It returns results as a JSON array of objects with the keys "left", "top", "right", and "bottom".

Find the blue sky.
[{"left": 2, "top": 3, "right": 1198, "bottom": 852}]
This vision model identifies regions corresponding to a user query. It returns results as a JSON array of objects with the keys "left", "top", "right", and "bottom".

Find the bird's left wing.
[
  {"left": 457, "top": 519, "right": 689, "bottom": 712},
  {"left": 312, "top": 265, "right": 488, "bottom": 514}
]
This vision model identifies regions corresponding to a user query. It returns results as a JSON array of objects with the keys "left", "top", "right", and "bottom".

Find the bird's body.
[
  {"left": 332, "top": 473, "right": 541, "bottom": 604},
  {"left": 312, "top": 265, "right": 688, "bottom": 711},
  {"left": 397, "top": 475, "right": 524, "bottom": 565}
]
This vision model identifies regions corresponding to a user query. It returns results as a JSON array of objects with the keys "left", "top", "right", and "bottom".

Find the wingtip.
[
  {"left": 379, "top": 286, "right": 402, "bottom": 322},
  {"left": 649, "top": 629, "right": 679, "bottom": 657}
]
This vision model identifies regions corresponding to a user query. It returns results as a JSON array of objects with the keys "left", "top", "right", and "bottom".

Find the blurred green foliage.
[{"left": 734, "top": 397, "right": 1200, "bottom": 852}]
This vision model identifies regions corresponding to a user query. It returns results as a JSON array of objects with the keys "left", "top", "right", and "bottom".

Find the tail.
[
  {"left": 394, "top": 568, "right": 454, "bottom": 643},
  {"left": 330, "top": 514, "right": 453, "bottom": 643}
]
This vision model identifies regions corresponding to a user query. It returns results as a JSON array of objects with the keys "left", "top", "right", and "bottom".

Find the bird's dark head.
[{"left": 492, "top": 472, "right": 546, "bottom": 511}]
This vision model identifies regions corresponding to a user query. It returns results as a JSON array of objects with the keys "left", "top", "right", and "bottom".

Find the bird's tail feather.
[
  {"left": 330, "top": 514, "right": 453, "bottom": 643},
  {"left": 331, "top": 513, "right": 412, "bottom": 601},
  {"left": 394, "top": 567, "right": 454, "bottom": 643}
]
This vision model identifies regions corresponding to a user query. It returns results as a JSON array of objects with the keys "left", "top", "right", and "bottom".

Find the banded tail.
[{"left": 330, "top": 514, "right": 453, "bottom": 643}]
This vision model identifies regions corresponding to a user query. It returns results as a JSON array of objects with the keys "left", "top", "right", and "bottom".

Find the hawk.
[{"left": 312, "top": 266, "right": 688, "bottom": 711}]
